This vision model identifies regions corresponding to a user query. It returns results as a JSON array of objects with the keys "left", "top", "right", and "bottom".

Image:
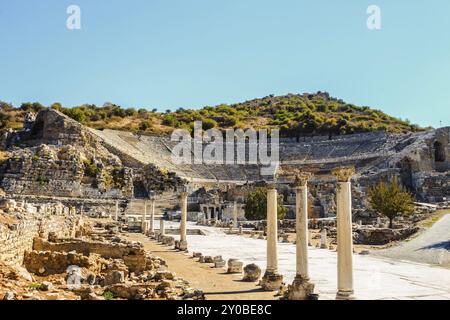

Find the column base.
[
  {"left": 175, "top": 240, "right": 188, "bottom": 251},
  {"left": 336, "top": 290, "right": 356, "bottom": 300},
  {"left": 286, "top": 276, "right": 316, "bottom": 300},
  {"left": 161, "top": 236, "right": 174, "bottom": 246},
  {"left": 261, "top": 271, "right": 283, "bottom": 291}
]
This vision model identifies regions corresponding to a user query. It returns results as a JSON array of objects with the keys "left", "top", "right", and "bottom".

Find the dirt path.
[{"left": 125, "top": 233, "right": 278, "bottom": 300}]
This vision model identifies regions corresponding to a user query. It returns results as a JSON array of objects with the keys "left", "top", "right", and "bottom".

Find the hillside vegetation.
[{"left": 0, "top": 92, "right": 426, "bottom": 137}]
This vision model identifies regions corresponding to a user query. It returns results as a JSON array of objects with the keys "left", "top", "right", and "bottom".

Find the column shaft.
[
  {"left": 142, "top": 200, "right": 147, "bottom": 234},
  {"left": 266, "top": 188, "right": 278, "bottom": 273},
  {"left": 336, "top": 181, "right": 354, "bottom": 299},
  {"left": 150, "top": 199, "right": 155, "bottom": 232},
  {"left": 233, "top": 201, "right": 238, "bottom": 228},
  {"left": 295, "top": 186, "right": 309, "bottom": 280},
  {"left": 180, "top": 192, "right": 188, "bottom": 242},
  {"left": 160, "top": 219, "right": 165, "bottom": 236}
]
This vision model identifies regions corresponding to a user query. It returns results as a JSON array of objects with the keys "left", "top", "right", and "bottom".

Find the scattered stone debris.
[
  {"left": 227, "top": 259, "right": 243, "bottom": 274},
  {"left": 0, "top": 211, "right": 200, "bottom": 300},
  {"left": 242, "top": 264, "right": 262, "bottom": 282}
]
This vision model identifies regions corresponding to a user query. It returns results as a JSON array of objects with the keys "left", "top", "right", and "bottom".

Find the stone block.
[
  {"left": 242, "top": 263, "right": 261, "bottom": 282},
  {"left": 227, "top": 259, "right": 243, "bottom": 274}
]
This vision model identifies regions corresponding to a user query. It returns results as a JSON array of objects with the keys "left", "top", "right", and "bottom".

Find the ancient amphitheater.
[{"left": 91, "top": 123, "right": 449, "bottom": 203}]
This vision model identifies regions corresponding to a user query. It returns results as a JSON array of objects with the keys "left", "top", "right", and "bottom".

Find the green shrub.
[
  {"left": 103, "top": 291, "right": 114, "bottom": 300},
  {"left": 244, "top": 188, "right": 287, "bottom": 220},
  {"left": 139, "top": 120, "right": 152, "bottom": 131},
  {"left": 83, "top": 160, "right": 100, "bottom": 177},
  {"left": 29, "top": 283, "right": 42, "bottom": 290}
]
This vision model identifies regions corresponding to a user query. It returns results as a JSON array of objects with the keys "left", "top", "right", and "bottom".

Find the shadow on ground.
[{"left": 418, "top": 240, "right": 450, "bottom": 251}]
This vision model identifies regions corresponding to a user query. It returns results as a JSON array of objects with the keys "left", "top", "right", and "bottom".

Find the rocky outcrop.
[
  {"left": 1, "top": 109, "right": 135, "bottom": 198},
  {"left": 354, "top": 226, "right": 420, "bottom": 245}
]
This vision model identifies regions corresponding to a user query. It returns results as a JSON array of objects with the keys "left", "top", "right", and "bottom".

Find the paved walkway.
[
  {"left": 161, "top": 221, "right": 450, "bottom": 300},
  {"left": 375, "top": 213, "right": 450, "bottom": 267}
]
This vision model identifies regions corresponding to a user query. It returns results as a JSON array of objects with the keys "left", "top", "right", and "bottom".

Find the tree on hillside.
[
  {"left": 368, "top": 177, "right": 414, "bottom": 228},
  {"left": 244, "top": 187, "right": 287, "bottom": 220}
]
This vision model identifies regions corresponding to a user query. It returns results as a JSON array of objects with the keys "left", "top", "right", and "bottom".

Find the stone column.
[
  {"left": 114, "top": 201, "right": 119, "bottom": 221},
  {"left": 160, "top": 219, "right": 165, "bottom": 236},
  {"left": 149, "top": 199, "right": 155, "bottom": 234},
  {"left": 233, "top": 201, "right": 238, "bottom": 228},
  {"left": 261, "top": 184, "right": 283, "bottom": 291},
  {"left": 320, "top": 228, "right": 328, "bottom": 249},
  {"left": 141, "top": 200, "right": 147, "bottom": 234},
  {"left": 332, "top": 167, "right": 356, "bottom": 300},
  {"left": 287, "top": 173, "right": 315, "bottom": 300},
  {"left": 178, "top": 192, "right": 188, "bottom": 251}
]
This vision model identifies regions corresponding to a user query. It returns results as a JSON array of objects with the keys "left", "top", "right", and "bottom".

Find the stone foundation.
[{"left": 0, "top": 201, "right": 81, "bottom": 265}]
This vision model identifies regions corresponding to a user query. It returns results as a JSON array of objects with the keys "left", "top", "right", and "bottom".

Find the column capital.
[
  {"left": 180, "top": 191, "right": 188, "bottom": 198},
  {"left": 294, "top": 172, "right": 312, "bottom": 188},
  {"left": 266, "top": 182, "right": 277, "bottom": 190},
  {"left": 332, "top": 167, "right": 355, "bottom": 182}
]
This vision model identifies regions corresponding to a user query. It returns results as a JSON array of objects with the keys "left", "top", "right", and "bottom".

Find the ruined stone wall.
[
  {"left": 414, "top": 172, "right": 450, "bottom": 202},
  {"left": 0, "top": 200, "right": 81, "bottom": 265},
  {"left": 32, "top": 237, "right": 147, "bottom": 274}
]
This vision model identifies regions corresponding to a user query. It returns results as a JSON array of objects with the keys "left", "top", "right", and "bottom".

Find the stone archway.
[{"left": 434, "top": 141, "right": 446, "bottom": 162}]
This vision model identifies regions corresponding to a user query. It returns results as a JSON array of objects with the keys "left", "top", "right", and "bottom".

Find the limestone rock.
[
  {"left": 104, "top": 270, "right": 125, "bottom": 285},
  {"left": 65, "top": 265, "right": 82, "bottom": 286},
  {"left": 227, "top": 259, "right": 243, "bottom": 274},
  {"left": 40, "top": 281, "right": 54, "bottom": 291},
  {"left": 242, "top": 263, "right": 261, "bottom": 282},
  {"left": 3, "top": 291, "right": 16, "bottom": 300}
]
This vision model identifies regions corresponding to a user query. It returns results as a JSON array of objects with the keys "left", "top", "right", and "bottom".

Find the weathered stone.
[
  {"left": 214, "top": 260, "right": 226, "bottom": 268},
  {"left": 104, "top": 270, "right": 125, "bottom": 285},
  {"left": 203, "top": 256, "right": 214, "bottom": 263},
  {"left": 86, "top": 272, "right": 96, "bottom": 285},
  {"left": 24, "top": 250, "right": 100, "bottom": 276},
  {"left": 260, "top": 272, "right": 283, "bottom": 291},
  {"left": 286, "top": 277, "right": 315, "bottom": 300},
  {"left": 242, "top": 264, "right": 261, "bottom": 282},
  {"left": 354, "top": 227, "right": 419, "bottom": 245},
  {"left": 65, "top": 265, "right": 82, "bottom": 286},
  {"left": 3, "top": 291, "right": 15, "bottom": 300},
  {"left": 227, "top": 259, "right": 243, "bottom": 274},
  {"left": 40, "top": 281, "right": 54, "bottom": 291},
  {"left": 154, "top": 271, "right": 176, "bottom": 281}
]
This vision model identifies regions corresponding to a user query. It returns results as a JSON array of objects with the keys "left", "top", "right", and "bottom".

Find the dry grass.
[{"left": 418, "top": 209, "right": 450, "bottom": 228}]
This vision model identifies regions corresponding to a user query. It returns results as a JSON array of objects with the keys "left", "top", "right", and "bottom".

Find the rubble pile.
[{"left": 1, "top": 222, "right": 203, "bottom": 300}]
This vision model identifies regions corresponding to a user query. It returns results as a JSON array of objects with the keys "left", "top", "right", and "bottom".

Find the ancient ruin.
[{"left": 0, "top": 109, "right": 449, "bottom": 300}]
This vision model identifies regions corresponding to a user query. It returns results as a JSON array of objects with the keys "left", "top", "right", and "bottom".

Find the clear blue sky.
[{"left": 1, "top": 0, "right": 449, "bottom": 128}]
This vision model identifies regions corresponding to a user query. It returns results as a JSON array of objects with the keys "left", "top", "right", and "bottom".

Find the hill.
[{"left": 0, "top": 92, "right": 426, "bottom": 137}]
